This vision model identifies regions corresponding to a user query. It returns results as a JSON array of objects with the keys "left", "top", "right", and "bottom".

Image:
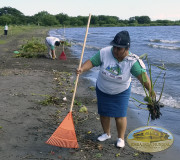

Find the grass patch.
[
  {"left": 0, "top": 40, "right": 7, "bottom": 44},
  {"left": 0, "top": 25, "right": 45, "bottom": 36},
  {"left": 6, "top": 25, "right": 50, "bottom": 36},
  {"left": 39, "top": 96, "right": 60, "bottom": 106}
]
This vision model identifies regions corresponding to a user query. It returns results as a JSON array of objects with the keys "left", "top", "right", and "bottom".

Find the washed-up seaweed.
[
  {"left": 147, "top": 101, "right": 164, "bottom": 120},
  {"left": 131, "top": 53, "right": 166, "bottom": 125}
]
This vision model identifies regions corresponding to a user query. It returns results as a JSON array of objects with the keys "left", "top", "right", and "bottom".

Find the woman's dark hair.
[{"left": 55, "top": 41, "right": 60, "bottom": 46}]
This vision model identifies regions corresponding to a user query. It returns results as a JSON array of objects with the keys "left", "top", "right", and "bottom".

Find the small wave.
[
  {"left": 71, "top": 42, "right": 101, "bottom": 50},
  {"left": 149, "top": 39, "right": 180, "bottom": 44},
  {"left": 131, "top": 86, "right": 180, "bottom": 108},
  {"left": 148, "top": 44, "right": 180, "bottom": 50},
  {"left": 88, "top": 32, "right": 104, "bottom": 35},
  {"left": 160, "top": 95, "right": 180, "bottom": 108}
]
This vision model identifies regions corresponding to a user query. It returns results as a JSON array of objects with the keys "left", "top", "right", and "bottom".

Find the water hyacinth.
[{"left": 131, "top": 53, "right": 166, "bottom": 125}]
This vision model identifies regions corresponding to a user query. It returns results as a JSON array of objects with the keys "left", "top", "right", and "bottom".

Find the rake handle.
[{"left": 70, "top": 14, "right": 91, "bottom": 112}]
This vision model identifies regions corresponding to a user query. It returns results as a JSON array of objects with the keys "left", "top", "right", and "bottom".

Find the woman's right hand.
[
  {"left": 76, "top": 68, "right": 83, "bottom": 75},
  {"left": 76, "top": 60, "right": 93, "bottom": 75}
]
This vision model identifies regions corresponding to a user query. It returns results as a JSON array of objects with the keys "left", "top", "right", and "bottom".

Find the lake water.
[
  {"left": 49, "top": 26, "right": 180, "bottom": 108},
  {"left": 49, "top": 26, "right": 180, "bottom": 153}
]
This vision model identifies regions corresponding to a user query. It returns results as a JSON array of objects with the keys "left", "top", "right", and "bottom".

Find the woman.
[
  {"left": 77, "top": 31, "right": 154, "bottom": 148},
  {"left": 45, "top": 36, "right": 61, "bottom": 59},
  {"left": 4, "top": 24, "right": 8, "bottom": 35}
]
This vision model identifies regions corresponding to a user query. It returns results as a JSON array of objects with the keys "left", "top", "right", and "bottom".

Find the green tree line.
[{"left": 0, "top": 7, "right": 180, "bottom": 26}]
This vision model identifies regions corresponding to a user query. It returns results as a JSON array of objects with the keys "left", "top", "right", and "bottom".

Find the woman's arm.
[
  {"left": 76, "top": 60, "right": 93, "bottom": 75},
  {"left": 137, "top": 72, "right": 156, "bottom": 98}
]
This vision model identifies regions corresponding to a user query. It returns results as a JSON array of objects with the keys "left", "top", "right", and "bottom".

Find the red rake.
[
  {"left": 59, "top": 50, "right": 67, "bottom": 60},
  {"left": 46, "top": 14, "right": 91, "bottom": 148},
  {"left": 59, "top": 39, "right": 67, "bottom": 60},
  {"left": 46, "top": 112, "right": 78, "bottom": 148},
  {"left": 59, "top": 25, "right": 67, "bottom": 60}
]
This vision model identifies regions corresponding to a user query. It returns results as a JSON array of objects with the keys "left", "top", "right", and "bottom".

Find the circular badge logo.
[{"left": 127, "top": 126, "right": 174, "bottom": 152}]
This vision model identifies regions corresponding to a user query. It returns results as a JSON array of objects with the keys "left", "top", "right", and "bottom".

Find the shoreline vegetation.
[
  {"left": 0, "top": 7, "right": 180, "bottom": 27},
  {"left": 0, "top": 25, "right": 155, "bottom": 159}
]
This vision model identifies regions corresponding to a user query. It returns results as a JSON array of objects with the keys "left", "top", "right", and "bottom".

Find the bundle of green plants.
[
  {"left": 15, "top": 37, "right": 47, "bottom": 58},
  {"left": 131, "top": 54, "right": 166, "bottom": 125},
  {"left": 61, "top": 40, "right": 71, "bottom": 47}
]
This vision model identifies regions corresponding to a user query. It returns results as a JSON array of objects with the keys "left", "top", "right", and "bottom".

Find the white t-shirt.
[
  {"left": 97, "top": 46, "right": 145, "bottom": 95},
  {"left": 4, "top": 25, "right": 8, "bottom": 30},
  {"left": 46, "top": 37, "right": 60, "bottom": 49}
]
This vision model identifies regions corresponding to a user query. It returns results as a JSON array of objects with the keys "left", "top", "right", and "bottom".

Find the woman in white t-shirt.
[
  {"left": 4, "top": 24, "right": 8, "bottom": 35},
  {"left": 45, "top": 36, "right": 61, "bottom": 59},
  {"left": 76, "top": 31, "right": 155, "bottom": 148}
]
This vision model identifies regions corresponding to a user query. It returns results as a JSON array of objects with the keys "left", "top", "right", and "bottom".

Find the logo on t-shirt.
[{"left": 105, "top": 65, "right": 122, "bottom": 76}]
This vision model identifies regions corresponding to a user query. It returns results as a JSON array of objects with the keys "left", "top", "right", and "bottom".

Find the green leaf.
[
  {"left": 139, "top": 53, "right": 148, "bottom": 60},
  {"left": 152, "top": 64, "right": 166, "bottom": 70},
  {"left": 89, "top": 86, "right": 95, "bottom": 91},
  {"left": 153, "top": 70, "right": 162, "bottom": 87},
  {"left": 131, "top": 100, "right": 149, "bottom": 110},
  {"left": 95, "top": 153, "right": 102, "bottom": 158},
  {"left": 158, "top": 72, "right": 166, "bottom": 103},
  {"left": 134, "top": 152, "right": 139, "bottom": 156},
  {"left": 131, "top": 97, "right": 148, "bottom": 105},
  {"left": 144, "top": 96, "right": 150, "bottom": 102},
  {"left": 115, "top": 153, "right": 120, "bottom": 157},
  {"left": 79, "top": 106, "right": 88, "bottom": 113}
]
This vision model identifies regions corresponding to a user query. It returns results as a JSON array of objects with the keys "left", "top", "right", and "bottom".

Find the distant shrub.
[
  {"left": 16, "top": 37, "right": 47, "bottom": 58},
  {"left": 21, "top": 38, "right": 46, "bottom": 53}
]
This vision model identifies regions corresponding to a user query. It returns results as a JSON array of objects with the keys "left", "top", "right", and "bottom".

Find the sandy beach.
[{"left": 0, "top": 27, "right": 176, "bottom": 160}]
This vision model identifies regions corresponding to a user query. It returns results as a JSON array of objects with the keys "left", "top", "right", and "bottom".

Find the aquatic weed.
[{"left": 131, "top": 53, "right": 166, "bottom": 125}]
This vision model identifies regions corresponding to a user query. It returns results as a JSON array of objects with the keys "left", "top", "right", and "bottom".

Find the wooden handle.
[{"left": 70, "top": 14, "right": 91, "bottom": 112}]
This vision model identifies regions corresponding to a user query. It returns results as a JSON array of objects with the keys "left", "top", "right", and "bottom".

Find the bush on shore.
[{"left": 15, "top": 37, "right": 47, "bottom": 58}]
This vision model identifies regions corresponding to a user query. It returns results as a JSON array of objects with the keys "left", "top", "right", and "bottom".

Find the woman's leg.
[
  {"left": 45, "top": 41, "right": 52, "bottom": 58},
  {"left": 115, "top": 117, "right": 127, "bottom": 140},
  {"left": 100, "top": 116, "right": 111, "bottom": 135}
]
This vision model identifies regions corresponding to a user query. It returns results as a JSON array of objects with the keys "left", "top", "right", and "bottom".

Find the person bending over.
[{"left": 45, "top": 36, "right": 62, "bottom": 59}]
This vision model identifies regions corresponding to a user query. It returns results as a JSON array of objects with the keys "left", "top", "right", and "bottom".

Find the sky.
[{"left": 0, "top": 0, "right": 180, "bottom": 21}]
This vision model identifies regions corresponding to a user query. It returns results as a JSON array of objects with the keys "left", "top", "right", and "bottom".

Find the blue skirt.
[{"left": 96, "top": 85, "right": 131, "bottom": 117}]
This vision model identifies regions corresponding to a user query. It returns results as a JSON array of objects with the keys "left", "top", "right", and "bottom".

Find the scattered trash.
[
  {"left": 58, "top": 155, "right": 62, "bottom": 159},
  {"left": 97, "top": 144, "right": 103, "bottom": 150},
  {"left": 14, "top": 51, "right": 19, "bottom": 54},
  {"left": 63, "top": 97, "right": 67, "bottom": 101},
  {"left": 50, "top": 151, "right": 55, "bottom": 155}
]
